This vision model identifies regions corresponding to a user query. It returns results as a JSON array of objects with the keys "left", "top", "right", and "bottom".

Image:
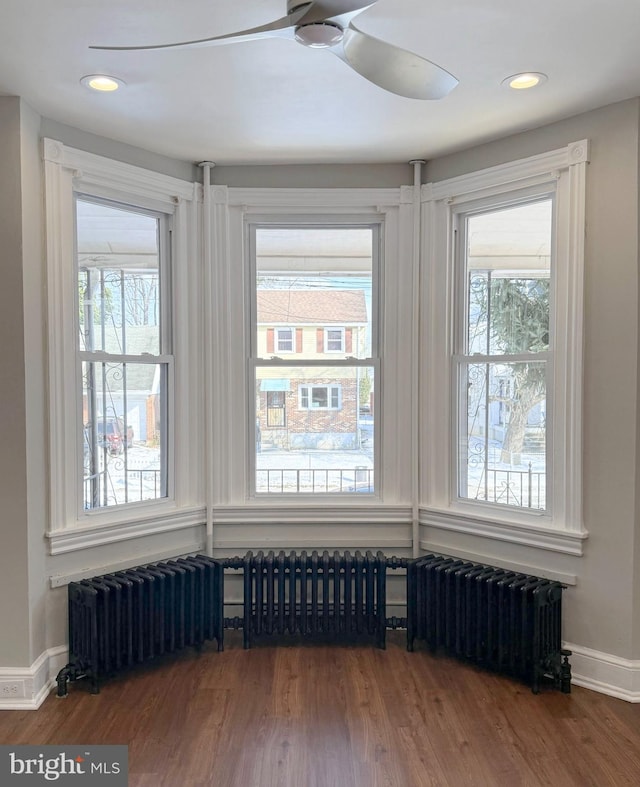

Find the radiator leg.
[
  {"left": 560, "top": 650, "right": 572, "bottom": 694},
  {"left": 55, "top": 666, "right": 73, "bottom": 698},
  {"left": 531, "top": 672, "right": 540, "bottom": 695}
]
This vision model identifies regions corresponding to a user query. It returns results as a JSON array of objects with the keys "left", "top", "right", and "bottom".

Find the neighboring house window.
[
  {"left": 325, "top": 327, "right": 345, "bottom": 352},
  {"left": 276, "top": 327, "right": 294, "bottom": 352},
  {"left": 251, "top": 223, "right": 377, "bottom": 495},
  {"left": 299, "top": 385, "right": 341, "bottom": 410},
  {"left": 43, "top": 139, "right": 197, "bottom": 552},
  {"left": 423, "top": 139, "right": 588, "bottom": 544}
]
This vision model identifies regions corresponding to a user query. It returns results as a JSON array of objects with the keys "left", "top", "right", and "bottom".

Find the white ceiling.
[{"left": 2, "top": 0, "right": 640, "bottom": 165}]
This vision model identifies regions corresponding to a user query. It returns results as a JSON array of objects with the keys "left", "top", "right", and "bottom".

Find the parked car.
[{"left": 94, "top": 418, "right": 134, "bottom": 456}]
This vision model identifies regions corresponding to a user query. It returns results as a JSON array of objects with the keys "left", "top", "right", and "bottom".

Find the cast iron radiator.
[
  {"left": 406, "top": 554, "right": 572, "bottom": 693},
  {"left": 55, "top": 555, "right": 224, "bottom": 696},
  {"left": 232, "top": 550, "right": 388, "bottom": 649}
]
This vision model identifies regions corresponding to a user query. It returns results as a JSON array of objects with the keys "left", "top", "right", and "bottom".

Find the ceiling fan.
[{"left": 91, "top": 0, "right": 458, "bottom": 100}]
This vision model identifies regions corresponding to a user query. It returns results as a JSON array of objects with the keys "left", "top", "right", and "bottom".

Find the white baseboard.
[
  {"left": 565, "top": 642, "right": 640, "bottom": 702},
  {"left": 0, "top": 646, "right": 68, "bottom": 710}
]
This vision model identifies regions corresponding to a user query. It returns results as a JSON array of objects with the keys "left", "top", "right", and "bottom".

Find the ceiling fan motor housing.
[{"left": 295, "top": 22, "right": 344, "bottom": 48}]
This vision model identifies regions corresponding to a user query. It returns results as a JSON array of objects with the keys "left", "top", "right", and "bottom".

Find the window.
[
  {"left": 275, "top": 327, "right": 294, "bottom": 353},
  {"left": 251, "top": 225, "right": 377, "bottom": 495},
  {"left": 422, "top": 139, "right": 588, "bottom": 544},
  {"left": 300, "top": 385, "right": 341, "bottom": 410},
  {"left": 77, "top": 197, "right": 170, "bottom": 511},
  {"left": 456, "top": 199, "right": 552, "bottom": 512},
  {"left": 325, "top": 328, "right": 345, "bottom": 352},
  {"left": 44, "top": 139, "right": 197, "bottom": 552}
]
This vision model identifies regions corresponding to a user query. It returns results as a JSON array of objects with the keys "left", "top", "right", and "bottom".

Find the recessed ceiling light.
[
  {"left": 502, "top": 72, "right": 548, "bottom": 90},
  {"left": 80, "top": 74, "right": 125, "bottom": 92}
]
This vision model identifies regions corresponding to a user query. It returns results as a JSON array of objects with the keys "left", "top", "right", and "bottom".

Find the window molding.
[
  {"left": 324, "top": 327, "right": 346, "bottom": 352},
  {"left": 421, "top": 140, "right": 589, "bottom": 546},
  {"left": 43, "top": 139, "right": 201, "bottom": 552},
  {"left": 299, "top": 384, "right": 342, "bottom": 410},
  {"left": 211, "top": 186, "right": 413, "bottom": 506},
  {"left": 275, "top": 326, "right": 295, "bottom": 353}
]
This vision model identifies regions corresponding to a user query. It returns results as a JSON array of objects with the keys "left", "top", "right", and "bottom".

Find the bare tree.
[
  {"left": 123, "top": 273, "right": 158, "bottom": 326},
  {"left": 473, "top": 275, "right": 549, "bottom": 463}
]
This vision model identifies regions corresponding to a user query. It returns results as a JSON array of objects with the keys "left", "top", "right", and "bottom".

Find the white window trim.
[
  {"left": 299, "top": 384, "right": 342, "bottom": 410},
  {"left": 210, "top": 187, "right": 413, "bottom": 510},
  {"left": 324, "top": 327, "right": 346, "bottom": 353},
  {"left": 421, "top": 140, "right": 589, "bottom": 555},
  {"left": 275, "top": 326, "right": 295, "bottom": 353},
  {"left": 43, "top": 139, "right": 202, "bottom": 554}
]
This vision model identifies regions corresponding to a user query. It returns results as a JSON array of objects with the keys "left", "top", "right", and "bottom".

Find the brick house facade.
[{"left": 256, "top": 289, "right": 368, "bottom": 450}]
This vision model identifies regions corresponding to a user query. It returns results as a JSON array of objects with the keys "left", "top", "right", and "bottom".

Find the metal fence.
[
  {"left": 84, "top": 468, "right": 162, "bottom": 509},
  {"left": 256, "top": 467, "right": 374, "bottom": 494},
  {"left": 473, "top": 463, "right": 545, "bottom": 509}
]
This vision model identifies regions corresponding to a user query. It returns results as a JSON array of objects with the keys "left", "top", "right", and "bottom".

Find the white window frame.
[
  {"left": 299, "top": 384, "right": 342, "bottom": 410},
  {"left": 77, "top": 195, "right": 172, "bottom": 513},
  {"left": 248, "top": 218, "right": 380, "bottom": 499},
  {"left": 421, "top": 141, "right": 589, "bottom": 556},
  {"left": 275, "top": 326, "right": 294, "bottom": 353},
  {"left": 209, "top": 185, "right": 415, "bottom": 518},
  {"left": 43, "top": 139, "right": 202, "bottom": 554},
  {"left": 324, "top": 327, "right": 345, "bottom": 353},
  {"left": 454, "top": 193, "right": 553, "bottom": 514}
]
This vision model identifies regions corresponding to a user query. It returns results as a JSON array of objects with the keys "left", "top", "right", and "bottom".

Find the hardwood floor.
[{"left": 2, "top": 631, "right": 640, "bottom": 786}]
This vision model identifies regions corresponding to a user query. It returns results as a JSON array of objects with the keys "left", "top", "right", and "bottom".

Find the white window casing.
[
  {"left": 325, "top": 327, "right": 346, "bottom": 353},
  {"left": 209, "top": 187, "right": 416, "bottom": 519},
  {"left": 43, "top": 139, "right": 202, "bottom": 554},
  {"left": 421, "top": 140, "right": 589, "bottom": 555}
]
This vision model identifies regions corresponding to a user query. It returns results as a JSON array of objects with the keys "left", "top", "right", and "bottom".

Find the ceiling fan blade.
[
  {"left": 335, "top": 25, "right": 458, "bottom": 100},
  {"left": 90, "top": 4, "right": 313, "bottom": 51}
]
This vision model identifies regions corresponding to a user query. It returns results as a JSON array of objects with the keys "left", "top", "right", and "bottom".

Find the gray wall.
[
  {"left": 635, "top": 102, "right": 640, "bottom": 660},
  {"left": 0, "top": 97, "right": 33, "bottom": 664},
  {"left": 212, "top": 163, "right": 413, "bottom": 188},
  {"left": 40, "top": 118, "right": 200, "bottom": 183}
]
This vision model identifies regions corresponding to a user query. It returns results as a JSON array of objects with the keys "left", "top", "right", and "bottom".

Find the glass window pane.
[
  {"left": 459, "top": 362, "right": 546, "bottom": 511},
  {"left": 466, "top": 200, "right": 552, "bottom": 355},
  {"left": 256, "top": 227, "right": 372, "bottom": 360},
  {"left": 77, "top": 199, "right": 162, "bottom": 355},
  {"left": 276, "top": 328, "right": 293, "bottom": 352},
  {"left": 255, "top": 366, "right": 374, "bottom": 494},
  {"left": 82, "top": 361, "right": 167, "bottom": 509}
]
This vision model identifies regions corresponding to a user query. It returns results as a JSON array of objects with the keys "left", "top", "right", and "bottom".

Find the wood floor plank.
[{"left": 1, "top": 632, "right": 640, "bottom": 786}]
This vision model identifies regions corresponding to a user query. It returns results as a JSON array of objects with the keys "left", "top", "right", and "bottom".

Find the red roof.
[{"left": 257, "top": 289, "right": 367, "bottom": 324}]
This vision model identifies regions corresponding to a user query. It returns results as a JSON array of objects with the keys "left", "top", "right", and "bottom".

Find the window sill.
[
  {"left": 419, "top": 505, "right": 588, "bottom": 556},
  {"left": 47, "top": 505, "right": 206, "bottom": 555}
]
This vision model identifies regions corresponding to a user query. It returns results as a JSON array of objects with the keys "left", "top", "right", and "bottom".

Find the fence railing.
[
  {"left": 256, "top": 467, "right": 374, "bottom": 494},
  {"left": 84, "top": 468, "right": 162, "bottom": 509},
  {"left": 472, "top": 463, "right": 545, "bottom": 509}
]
